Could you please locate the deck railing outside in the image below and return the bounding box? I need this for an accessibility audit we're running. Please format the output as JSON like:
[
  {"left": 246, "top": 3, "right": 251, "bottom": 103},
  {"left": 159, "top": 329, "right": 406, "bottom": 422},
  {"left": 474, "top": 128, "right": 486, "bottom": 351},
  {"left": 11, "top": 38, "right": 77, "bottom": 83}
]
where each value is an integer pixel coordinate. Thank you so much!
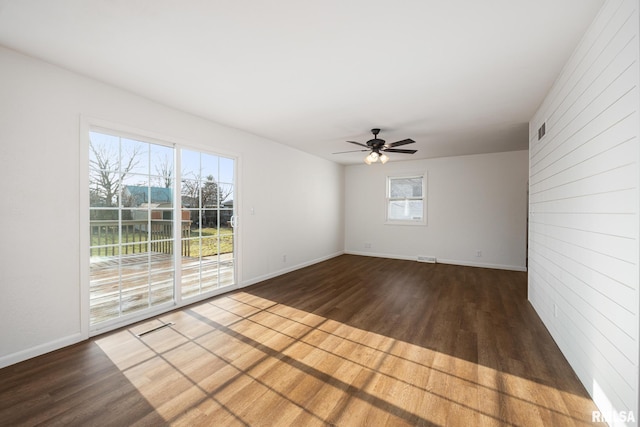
[{"left": 90, "top": 219, "right": 192, "bottom": 256}]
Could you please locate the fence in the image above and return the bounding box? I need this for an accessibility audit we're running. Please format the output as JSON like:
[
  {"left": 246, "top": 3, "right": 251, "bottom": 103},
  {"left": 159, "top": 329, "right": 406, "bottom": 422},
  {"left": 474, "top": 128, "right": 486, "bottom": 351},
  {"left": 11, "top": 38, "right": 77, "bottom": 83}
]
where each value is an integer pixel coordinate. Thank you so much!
[{"left": 90, "top": 220, "right": 191, "bottom": 256}]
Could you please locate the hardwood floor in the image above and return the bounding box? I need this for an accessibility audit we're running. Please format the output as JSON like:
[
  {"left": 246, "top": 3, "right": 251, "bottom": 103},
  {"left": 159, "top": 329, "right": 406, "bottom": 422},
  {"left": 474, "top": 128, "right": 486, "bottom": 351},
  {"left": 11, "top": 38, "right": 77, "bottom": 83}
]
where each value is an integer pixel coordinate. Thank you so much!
[{"left": 0, "top": 255, "right": 603, "bottom": 426}]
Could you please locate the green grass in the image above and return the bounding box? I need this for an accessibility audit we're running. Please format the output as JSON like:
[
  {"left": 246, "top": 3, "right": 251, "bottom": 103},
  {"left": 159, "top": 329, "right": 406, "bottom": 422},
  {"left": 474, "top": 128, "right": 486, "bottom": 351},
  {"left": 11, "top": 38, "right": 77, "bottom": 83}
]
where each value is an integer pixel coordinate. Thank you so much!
[{"left": 189, "top": 227, "right": 234, "bottom": 258}]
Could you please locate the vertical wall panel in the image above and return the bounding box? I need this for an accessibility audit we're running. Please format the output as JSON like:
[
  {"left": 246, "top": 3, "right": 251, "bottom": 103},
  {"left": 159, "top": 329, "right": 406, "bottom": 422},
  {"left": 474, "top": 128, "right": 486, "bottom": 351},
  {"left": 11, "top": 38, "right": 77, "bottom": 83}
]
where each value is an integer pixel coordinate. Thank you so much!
[{"left": 528, "top": 0, "right": 639, "bottom": 424}]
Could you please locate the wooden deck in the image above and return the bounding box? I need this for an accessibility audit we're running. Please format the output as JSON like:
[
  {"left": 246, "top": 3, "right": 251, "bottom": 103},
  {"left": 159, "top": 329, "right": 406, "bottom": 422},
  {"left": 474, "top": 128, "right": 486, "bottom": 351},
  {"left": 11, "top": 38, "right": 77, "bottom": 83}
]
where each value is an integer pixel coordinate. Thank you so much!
[
  {"left": 0, "top": 255, "right": 603, "bottom": 426},
  {"left": 90, "top": 252, "right": 234, "bottom": 325}
]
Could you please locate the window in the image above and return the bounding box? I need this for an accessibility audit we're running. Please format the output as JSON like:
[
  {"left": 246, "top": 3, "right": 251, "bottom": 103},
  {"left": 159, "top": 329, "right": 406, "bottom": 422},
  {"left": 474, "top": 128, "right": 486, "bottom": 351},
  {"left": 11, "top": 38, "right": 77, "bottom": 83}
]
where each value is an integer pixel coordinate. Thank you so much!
[
  {"left": 180, "top": 149, "right": 235, "bottom": 298},
  {"left": 88, "top": 128, "right": 236, "bottom": 329},
  {"left": 386, "top": 175, "right": 426, "bottom": 225},
  {"left": 89, "top": 131, "right": 176, "bottom": 325}
]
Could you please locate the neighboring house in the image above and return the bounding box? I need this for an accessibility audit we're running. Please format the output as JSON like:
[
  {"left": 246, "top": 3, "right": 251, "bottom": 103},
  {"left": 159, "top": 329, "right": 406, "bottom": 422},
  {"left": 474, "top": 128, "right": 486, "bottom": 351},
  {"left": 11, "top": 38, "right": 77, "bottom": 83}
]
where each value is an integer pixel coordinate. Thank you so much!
[
  {"left": 123, "top": 185, "right": 172, "bottom": 207},
  {"left": 122, "top": 186, "right": 233, "bottom": 227}
]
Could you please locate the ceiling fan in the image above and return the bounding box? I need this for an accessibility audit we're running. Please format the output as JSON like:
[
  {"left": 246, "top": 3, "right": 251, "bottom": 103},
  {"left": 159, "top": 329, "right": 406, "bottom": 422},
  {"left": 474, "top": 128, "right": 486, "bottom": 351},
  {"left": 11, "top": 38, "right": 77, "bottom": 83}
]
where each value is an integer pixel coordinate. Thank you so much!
[{"left": 334, "top": 128, "right": 417, "bottom": 164}]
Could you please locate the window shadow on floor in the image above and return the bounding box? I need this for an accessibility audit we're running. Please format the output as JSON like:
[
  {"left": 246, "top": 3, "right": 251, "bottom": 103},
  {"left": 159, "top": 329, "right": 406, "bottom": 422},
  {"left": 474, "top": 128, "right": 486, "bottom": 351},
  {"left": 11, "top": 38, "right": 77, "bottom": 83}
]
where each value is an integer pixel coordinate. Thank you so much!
[{"left": 0, "top": 341, "right": 166, "bottom": 426}]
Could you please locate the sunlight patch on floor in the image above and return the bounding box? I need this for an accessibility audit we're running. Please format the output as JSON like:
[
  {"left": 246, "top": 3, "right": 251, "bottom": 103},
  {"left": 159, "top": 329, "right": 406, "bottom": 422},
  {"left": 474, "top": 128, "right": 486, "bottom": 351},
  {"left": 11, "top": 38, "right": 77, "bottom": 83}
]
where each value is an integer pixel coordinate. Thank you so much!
[{"left": 95, "top": 292, "right": 598, "bottom": 426}]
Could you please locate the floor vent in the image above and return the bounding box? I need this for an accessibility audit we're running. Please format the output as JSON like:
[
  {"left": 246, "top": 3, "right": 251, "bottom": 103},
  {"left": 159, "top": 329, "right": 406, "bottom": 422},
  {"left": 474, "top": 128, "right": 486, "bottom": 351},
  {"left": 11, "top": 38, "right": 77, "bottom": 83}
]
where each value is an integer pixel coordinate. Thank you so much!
[
  {"left": 417, "top": 256, "right": 436, "bottom": 263},
  {"left": 136, "top": 322, "right": 175, "bottom": 337}
]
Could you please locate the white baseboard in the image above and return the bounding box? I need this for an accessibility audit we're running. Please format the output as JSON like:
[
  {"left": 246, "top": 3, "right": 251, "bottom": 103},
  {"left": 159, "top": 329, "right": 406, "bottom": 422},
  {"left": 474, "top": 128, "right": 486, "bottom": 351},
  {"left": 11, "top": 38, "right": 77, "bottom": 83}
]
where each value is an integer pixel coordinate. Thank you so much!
[
  {"left": 344, "top": 250, "right": 416, "bottom": 262},
  {"left": 241, "top": 251, "right": 345, "bottom": 288},
  {"left": 436, "top": 258, "right": 527, "bottom": 272},
  {"left": 0, "top": 332, "right": 84, "bottom": 369},
  {"left": 345, "top": 251, "right": 527, "bottom": 272}
]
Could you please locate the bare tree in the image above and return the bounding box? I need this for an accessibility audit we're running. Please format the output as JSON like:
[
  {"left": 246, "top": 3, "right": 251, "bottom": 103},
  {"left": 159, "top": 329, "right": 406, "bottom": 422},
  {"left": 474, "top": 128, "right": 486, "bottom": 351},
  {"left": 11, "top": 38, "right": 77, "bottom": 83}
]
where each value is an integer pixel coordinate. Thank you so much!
[
  {"left": 182, "top": 175, "right": 220, "bottom": 208},
  {"left": 217, "top": 183, "right": 233, "bottom": 205},
  {"left": 181, "top": 178, "right": 200, "bottom": 209},
  {"left": 89, "top": 140, "right": 142, "bottom": 207},
  {"left": 155, "top": 154, "right": 173, "bottom": 188}
]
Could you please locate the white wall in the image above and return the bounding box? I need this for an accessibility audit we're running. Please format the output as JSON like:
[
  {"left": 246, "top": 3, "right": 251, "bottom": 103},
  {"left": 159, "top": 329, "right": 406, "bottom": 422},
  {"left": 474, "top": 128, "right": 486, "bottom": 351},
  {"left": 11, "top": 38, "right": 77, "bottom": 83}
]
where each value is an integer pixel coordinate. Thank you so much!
[
  {"left": 528, "top": 0, "right": 639, "bottom": 424},
  {"left": 0, "top": 46, "right": 344, "bottom": 367},
  {"left": 344, "top": 150, "right": 528, "bottom": 271}
]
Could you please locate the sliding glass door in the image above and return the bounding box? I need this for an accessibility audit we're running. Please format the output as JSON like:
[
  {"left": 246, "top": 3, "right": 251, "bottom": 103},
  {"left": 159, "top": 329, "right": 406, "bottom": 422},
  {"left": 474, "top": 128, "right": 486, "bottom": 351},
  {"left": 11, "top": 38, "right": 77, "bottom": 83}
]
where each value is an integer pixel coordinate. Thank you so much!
[
  {"left": 88, "top": 129, "right": 236, "bottom": 328},
  {"left": 180, "top": 149, "right": 235, "bottom": 298}
]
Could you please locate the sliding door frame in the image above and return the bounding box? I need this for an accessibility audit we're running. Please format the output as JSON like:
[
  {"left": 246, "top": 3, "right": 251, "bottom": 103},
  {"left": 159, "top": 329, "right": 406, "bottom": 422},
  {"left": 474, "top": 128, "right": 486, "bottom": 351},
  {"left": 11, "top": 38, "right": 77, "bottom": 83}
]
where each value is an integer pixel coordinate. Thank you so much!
[{"left": 80, "top": 117, "right": 241, "bottom": 338}]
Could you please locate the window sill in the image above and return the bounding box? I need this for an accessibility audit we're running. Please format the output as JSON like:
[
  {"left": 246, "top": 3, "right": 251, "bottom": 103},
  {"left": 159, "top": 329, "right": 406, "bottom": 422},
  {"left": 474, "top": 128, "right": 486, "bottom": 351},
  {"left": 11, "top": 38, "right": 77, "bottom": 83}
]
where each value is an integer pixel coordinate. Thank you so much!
[{"left": 384, "top": 220, "right": 427, "bottom": 226}]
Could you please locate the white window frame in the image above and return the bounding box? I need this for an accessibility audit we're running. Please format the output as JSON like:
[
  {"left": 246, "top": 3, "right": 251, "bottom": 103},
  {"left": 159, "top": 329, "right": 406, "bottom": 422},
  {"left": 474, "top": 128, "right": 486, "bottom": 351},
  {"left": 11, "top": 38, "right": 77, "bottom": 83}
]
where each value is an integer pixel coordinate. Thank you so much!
[{"left": 385, "top": 173, "right": 427, "bottom": 226}]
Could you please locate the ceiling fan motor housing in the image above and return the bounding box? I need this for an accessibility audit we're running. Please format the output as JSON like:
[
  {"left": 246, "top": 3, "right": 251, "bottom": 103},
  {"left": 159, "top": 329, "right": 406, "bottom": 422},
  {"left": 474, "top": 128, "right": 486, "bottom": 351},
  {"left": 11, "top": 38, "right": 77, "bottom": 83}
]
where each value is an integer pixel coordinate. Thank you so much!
[
  {"left": 367, "top": 129, "right": 385, "bottom": 150},
  {"left": 367, "top": 138, "right": 385, "bottom": 150}
]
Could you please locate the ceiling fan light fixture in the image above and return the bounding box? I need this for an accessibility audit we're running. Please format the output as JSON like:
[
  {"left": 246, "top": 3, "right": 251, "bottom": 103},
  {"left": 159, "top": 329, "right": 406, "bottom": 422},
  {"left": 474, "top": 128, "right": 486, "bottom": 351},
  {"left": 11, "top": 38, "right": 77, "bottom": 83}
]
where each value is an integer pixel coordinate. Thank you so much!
[
  {"left": 380, "top": 153, "right": 389, "bottom": 164},
  {"left": 365, "top": 152, "right": 380, "bottom": 164}
]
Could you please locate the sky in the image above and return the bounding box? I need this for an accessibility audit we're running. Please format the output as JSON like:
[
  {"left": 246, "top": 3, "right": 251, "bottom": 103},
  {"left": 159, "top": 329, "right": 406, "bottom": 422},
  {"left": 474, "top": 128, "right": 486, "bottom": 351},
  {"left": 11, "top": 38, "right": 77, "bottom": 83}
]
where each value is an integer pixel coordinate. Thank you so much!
[{"left": 90, "top": 130, "right": 235, "bottom": 204}]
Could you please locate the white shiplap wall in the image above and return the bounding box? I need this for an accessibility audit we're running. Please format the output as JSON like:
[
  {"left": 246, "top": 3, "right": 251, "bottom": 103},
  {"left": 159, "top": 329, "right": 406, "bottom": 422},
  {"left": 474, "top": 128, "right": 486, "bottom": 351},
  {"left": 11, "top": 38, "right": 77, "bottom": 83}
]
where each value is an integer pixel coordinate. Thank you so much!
[{"left": 528, "top": 0, "right": 639, "bottom": 424}]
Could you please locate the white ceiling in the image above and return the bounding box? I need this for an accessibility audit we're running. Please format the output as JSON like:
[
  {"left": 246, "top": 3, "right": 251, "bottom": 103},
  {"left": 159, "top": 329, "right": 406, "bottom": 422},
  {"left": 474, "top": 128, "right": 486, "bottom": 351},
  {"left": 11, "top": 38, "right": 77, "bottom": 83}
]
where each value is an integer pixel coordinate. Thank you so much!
[{"left": 0, "top": 0, "right": 603, "bottom": 164}]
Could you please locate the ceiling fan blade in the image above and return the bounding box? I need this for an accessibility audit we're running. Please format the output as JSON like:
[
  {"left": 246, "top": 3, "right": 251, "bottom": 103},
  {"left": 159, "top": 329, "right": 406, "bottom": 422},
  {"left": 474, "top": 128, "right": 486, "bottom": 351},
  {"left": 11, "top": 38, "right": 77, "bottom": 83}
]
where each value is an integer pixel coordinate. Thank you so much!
[
  {"left": 383, "top": 148, "right": 417, "bottom": 154},
  {"left": 332, "top": 149, "right": 369, "bottom": 154},
  {"left": 347, "top": 140, "right": 369, "bottom": 148},
  {"left": 387, "top": 138, "right": 415, "bottom": 147}
]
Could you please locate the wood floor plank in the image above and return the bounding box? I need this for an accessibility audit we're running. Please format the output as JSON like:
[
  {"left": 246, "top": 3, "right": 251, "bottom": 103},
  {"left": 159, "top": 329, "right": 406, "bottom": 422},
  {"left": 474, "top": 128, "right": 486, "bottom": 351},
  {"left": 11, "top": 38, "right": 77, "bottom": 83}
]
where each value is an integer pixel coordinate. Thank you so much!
[{"left": 0, "top": 255, "right": 604, "bottom": 426}]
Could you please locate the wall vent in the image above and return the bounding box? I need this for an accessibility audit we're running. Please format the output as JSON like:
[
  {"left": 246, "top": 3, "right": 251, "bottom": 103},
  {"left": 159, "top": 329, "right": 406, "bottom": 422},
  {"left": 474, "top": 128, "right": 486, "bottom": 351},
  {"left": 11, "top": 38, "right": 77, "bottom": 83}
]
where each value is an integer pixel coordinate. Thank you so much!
[
  {"left": 417, "top": 255, "right": 436, "bottom": 263},
  {"left": 538, "top": 122, "right": 546, "bottom": 140}
]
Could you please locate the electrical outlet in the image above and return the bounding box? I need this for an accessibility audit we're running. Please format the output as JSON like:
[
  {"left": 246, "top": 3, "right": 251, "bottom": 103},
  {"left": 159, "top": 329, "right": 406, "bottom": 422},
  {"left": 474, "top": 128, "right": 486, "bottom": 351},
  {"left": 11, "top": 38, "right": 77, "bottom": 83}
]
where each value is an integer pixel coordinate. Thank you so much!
[
  {"left": 364, "top": 243, "right": 372, "bottom": 249},
  {"left": 282, "top": 254, "right": 287, "bottom": 263},
  {"left": 476, "top": 250, "right": 482, "bottom": 257}
]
